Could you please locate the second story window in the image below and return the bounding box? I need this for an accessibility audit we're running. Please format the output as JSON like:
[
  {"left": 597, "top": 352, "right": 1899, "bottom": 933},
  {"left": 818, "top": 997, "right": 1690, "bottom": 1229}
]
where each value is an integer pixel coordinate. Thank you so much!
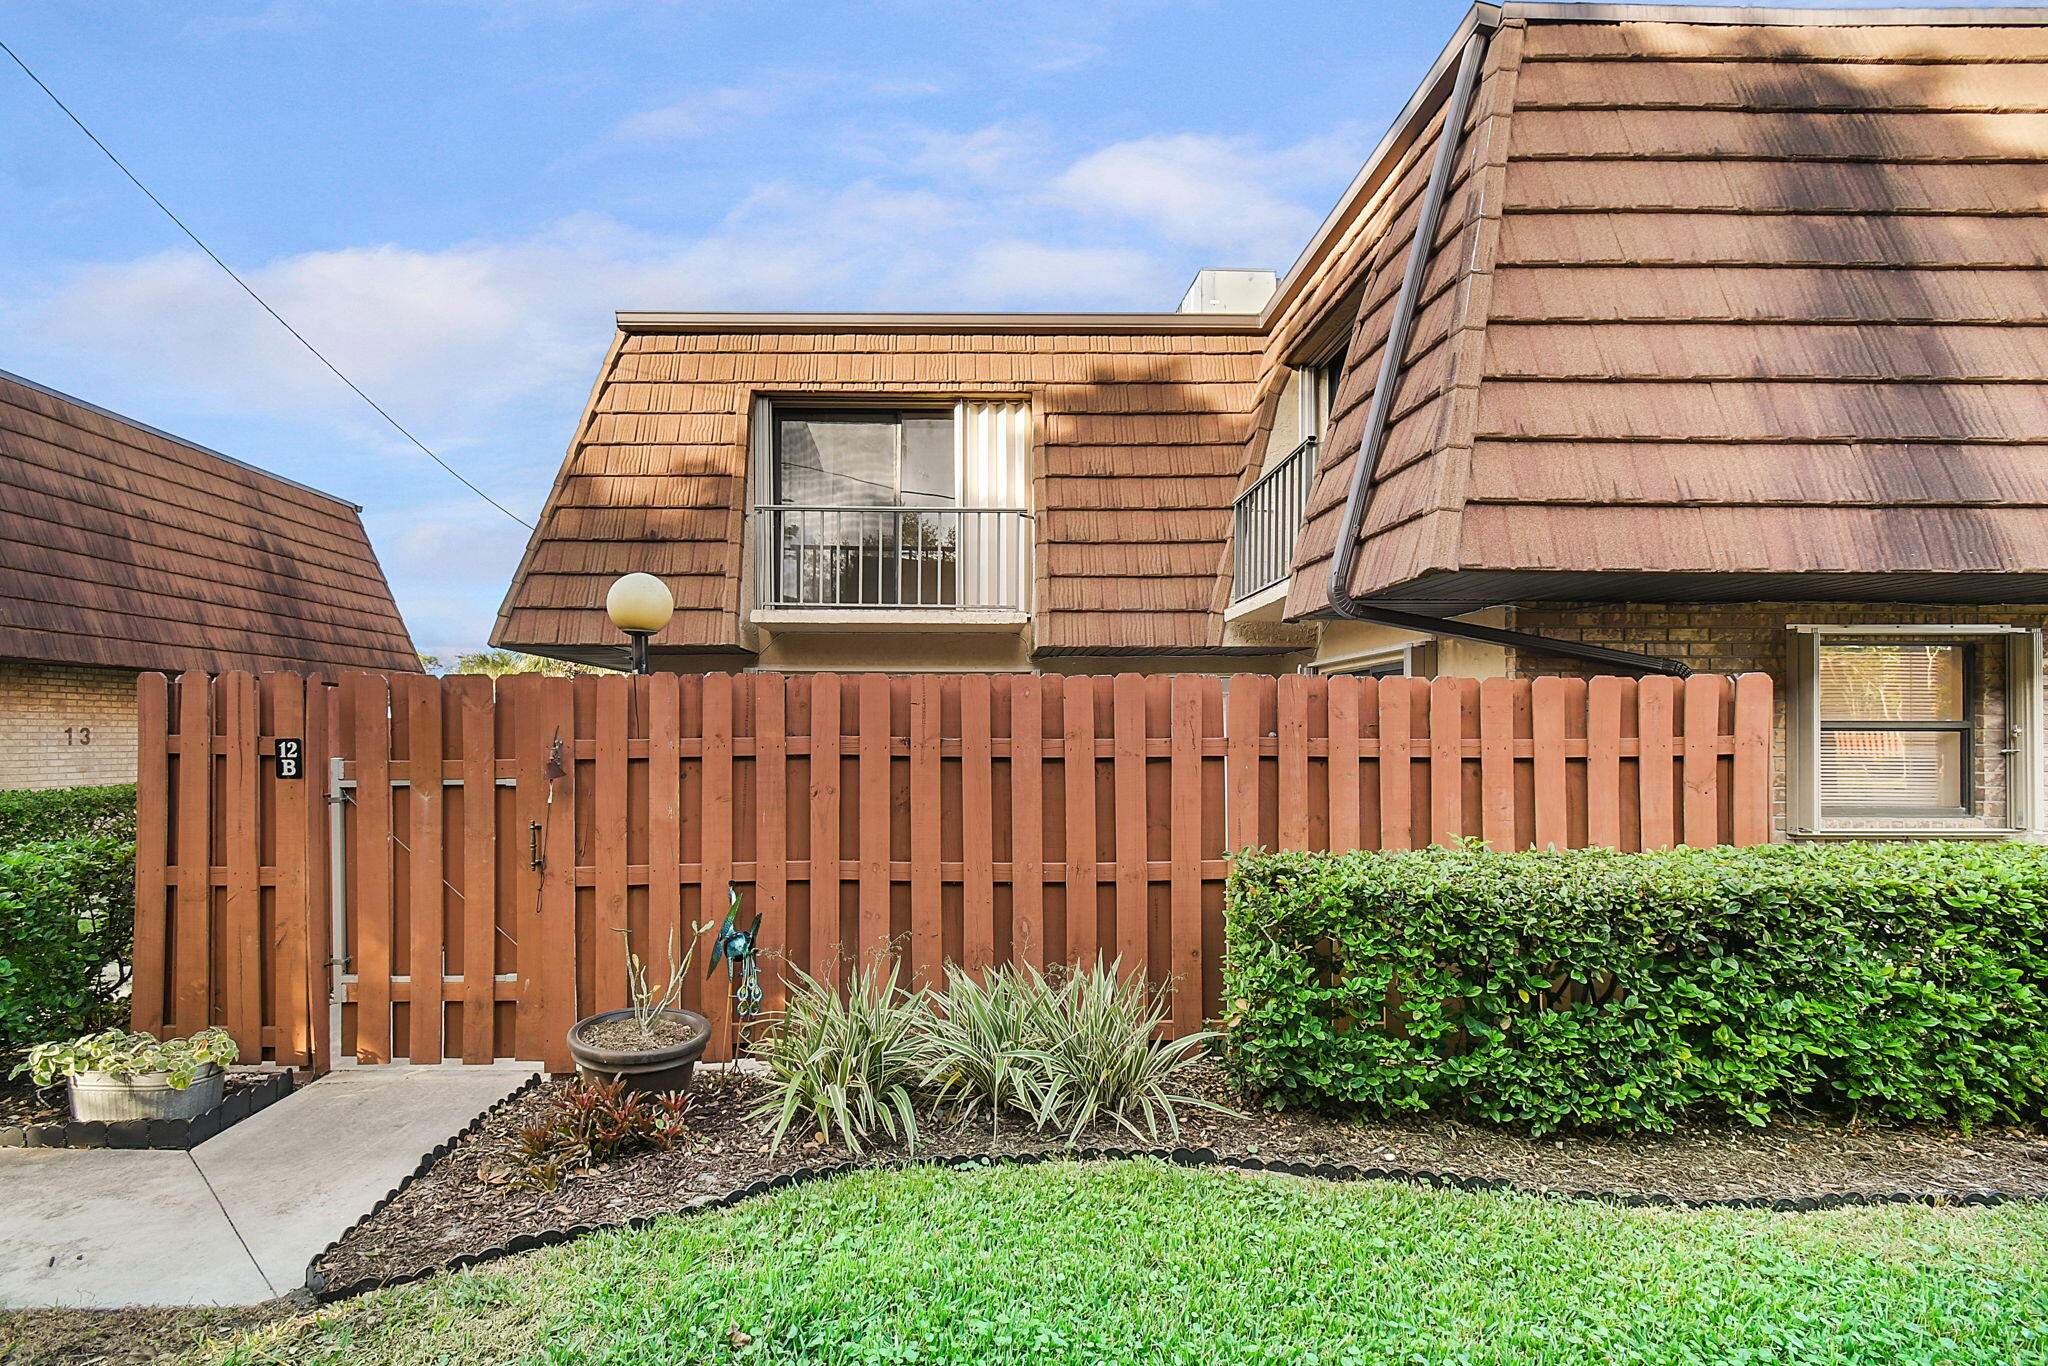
[
  {"left": 775, "top": 408, "right": 955, "bottom": 509},
  {"left": 756, "top": 401, "right": 1031, "bottom": 612}
]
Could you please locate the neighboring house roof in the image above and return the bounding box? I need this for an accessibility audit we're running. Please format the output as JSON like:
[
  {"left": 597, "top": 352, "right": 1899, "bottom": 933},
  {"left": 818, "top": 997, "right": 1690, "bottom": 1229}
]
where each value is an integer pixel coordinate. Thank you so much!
[
  {"left": 0, "top": 368, "right": 421, "bottom": 674},
  {"left": 1292, "top": 4, "right": 2048, "bottom": 617},
  {"left": 498, "top": 3, "right": 2048, "bottom": 662}
]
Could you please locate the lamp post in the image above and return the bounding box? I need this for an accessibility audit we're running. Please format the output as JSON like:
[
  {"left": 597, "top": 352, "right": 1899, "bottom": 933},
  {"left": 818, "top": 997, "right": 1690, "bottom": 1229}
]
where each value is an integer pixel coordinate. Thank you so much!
[{"left": 605, "top": 573, "right": 674, "bottom": 676}]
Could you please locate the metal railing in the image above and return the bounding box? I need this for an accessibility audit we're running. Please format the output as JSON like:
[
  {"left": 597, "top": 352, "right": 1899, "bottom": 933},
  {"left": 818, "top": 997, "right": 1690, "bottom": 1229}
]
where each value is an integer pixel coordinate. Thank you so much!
[
  {"left": 755, "top": 506, "right": 1032, "bottom": 610},
  {"left": 1232, "top": 437, "right": 1316, "bottom": 602}
]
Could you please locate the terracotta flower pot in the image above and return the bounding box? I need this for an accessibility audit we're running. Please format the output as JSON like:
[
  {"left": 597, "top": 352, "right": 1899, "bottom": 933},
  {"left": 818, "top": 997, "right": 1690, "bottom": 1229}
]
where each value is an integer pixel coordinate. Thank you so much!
[{"left": 566, "top": 1008, "right": 711, "bottom": 1092}]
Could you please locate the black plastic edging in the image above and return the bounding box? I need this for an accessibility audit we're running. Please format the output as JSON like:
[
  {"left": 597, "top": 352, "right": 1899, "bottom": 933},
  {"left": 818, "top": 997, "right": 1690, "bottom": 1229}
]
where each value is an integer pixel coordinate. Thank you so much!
[
  {"left": 0, "top": 1069, "right": 298, "bottom": 1150},
  {"left": 305, "top": 1128, "right": 2029, "bottom": 1305}
]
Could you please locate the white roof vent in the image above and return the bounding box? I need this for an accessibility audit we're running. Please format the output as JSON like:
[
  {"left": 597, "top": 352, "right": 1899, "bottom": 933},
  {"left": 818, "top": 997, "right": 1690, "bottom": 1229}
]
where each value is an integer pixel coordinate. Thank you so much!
[{"left": 1177, "top": 268, "right": 1277, "bottom": 315}]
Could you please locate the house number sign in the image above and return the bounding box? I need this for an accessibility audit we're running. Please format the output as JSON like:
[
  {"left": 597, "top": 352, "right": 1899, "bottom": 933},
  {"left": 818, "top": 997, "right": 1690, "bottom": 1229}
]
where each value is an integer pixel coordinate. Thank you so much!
[{"left": 274, "top": 737, "right": 304, "bottom": 780}]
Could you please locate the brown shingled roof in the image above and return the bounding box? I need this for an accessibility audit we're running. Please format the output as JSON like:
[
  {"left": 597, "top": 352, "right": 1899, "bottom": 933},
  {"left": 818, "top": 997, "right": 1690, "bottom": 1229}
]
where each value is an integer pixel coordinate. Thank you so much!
[
  {"left": 0, "top": 369, "right": 420, "bottom": 674},
  {"left": 1298, "top": 10, "right": 2048, "bottom": 616}
]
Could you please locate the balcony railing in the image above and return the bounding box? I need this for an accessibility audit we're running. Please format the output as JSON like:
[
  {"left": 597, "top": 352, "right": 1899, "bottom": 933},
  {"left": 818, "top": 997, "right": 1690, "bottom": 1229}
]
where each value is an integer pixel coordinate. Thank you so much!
[
  {"left": 755, "top": 506, "right": 1032, "bottom": 611},
  {"left": 1232, "top": 437, "right": 1316, "bottom": 602}
]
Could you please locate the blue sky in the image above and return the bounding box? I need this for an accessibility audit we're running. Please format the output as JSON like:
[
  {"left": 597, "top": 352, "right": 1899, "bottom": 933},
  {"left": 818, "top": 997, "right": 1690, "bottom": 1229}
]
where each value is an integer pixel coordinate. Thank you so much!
[{"left": 0, "top": 0, "right": 1980, "bottom": 658}]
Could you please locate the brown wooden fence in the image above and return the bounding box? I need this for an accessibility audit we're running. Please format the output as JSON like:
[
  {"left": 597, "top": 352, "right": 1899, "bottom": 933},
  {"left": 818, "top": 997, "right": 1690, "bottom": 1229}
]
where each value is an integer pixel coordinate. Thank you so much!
[{"left": 133, "top": 669, "right": 1773, "bottom": 1072}]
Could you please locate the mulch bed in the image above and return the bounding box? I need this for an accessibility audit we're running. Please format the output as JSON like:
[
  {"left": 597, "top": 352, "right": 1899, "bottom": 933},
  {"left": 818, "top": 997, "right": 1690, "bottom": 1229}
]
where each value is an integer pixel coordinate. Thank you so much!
[{"left": 316, "top": 1062, "right": 2048, "bottom": 1291}]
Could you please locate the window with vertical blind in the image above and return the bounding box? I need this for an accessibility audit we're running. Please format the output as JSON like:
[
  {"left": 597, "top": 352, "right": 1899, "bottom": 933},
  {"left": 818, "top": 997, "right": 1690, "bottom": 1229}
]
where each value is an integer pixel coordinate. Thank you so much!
[
  {"left": 753, "top": 399, "right": 1031, "bottom": 612},
  {"left": 1817, "top": 641, "right": 1970, "bottom": 817}
]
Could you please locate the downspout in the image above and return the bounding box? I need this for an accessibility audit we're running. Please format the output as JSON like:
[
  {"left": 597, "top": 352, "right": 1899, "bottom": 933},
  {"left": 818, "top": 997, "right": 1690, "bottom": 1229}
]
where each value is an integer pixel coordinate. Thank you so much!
[{"left": 1322, "top": 18, "right": 1691, "bottom": 678}]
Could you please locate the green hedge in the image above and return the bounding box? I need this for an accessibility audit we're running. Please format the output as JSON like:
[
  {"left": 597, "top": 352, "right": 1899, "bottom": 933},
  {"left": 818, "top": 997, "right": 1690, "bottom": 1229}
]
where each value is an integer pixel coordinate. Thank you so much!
[
  {"left": 0, "top": 837, "right": 136, "bottom": 1054},
  {"left": 0, "top": 784, "right": 137, "bottom": 847},
  {"left": 1221, "top": 842, "right": 2048, "bottom": 1133}
]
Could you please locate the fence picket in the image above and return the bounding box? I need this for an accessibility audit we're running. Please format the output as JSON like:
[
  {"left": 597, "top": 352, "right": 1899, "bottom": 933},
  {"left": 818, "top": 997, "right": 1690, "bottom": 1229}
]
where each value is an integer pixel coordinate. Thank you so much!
[
  {"left": 400, "top": 673, "right": 446, "bottom": 1063},
  {"left": 809, "top": 674, "right": 844, "bottom": 987},
  {"left": 1063, "top": 678, "right": 1098, "bottom": 967},
  {"left": 1010, "top": 676, "right": 1046, "bottom": 971},
  {"left": 753, "top": 673, "right": 789, "bottom": 1017},
  {"left": 959, "top": 675, "right": 996, "bottom": 973}
]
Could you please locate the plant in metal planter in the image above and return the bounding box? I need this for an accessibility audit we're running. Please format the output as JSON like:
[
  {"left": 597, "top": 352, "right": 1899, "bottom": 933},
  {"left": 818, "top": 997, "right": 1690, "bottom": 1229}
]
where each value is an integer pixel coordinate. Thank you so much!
[
  {"left": 567, "top": 925, "right": 711, "bottom": 1093},
  {"left": 15, "top": 1027, "right": 238, "bottom": 1122}
]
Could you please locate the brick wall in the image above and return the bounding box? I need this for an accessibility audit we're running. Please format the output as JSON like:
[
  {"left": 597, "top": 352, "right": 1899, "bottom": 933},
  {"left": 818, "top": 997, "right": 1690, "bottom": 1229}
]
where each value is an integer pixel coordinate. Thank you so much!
[
  {"left": 1508, "top": 603, "right": 2048, "bottom": 837},
  {"left": 0, "top": 660, "right": 141, "bottom": 790}
]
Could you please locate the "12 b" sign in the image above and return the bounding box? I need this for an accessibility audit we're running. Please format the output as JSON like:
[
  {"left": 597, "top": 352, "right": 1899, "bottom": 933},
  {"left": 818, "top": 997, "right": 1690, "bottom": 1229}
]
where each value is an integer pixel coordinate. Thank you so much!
[{"left": 274, "top": 737, "right": 304, "bottom": 780}]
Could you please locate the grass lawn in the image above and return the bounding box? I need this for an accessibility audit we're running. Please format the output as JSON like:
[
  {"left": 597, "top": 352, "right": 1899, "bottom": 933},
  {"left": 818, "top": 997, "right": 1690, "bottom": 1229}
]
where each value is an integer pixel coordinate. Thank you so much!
[{"left": 211, "top": 1159, "right": 2048, "bottom": 1366}]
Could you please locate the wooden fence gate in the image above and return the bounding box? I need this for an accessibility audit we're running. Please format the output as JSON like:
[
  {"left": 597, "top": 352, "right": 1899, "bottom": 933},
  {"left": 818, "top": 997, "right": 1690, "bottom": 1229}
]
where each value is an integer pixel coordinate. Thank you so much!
[{"left": 133, "top": 669, "right": 1773, "bottom": 1072}]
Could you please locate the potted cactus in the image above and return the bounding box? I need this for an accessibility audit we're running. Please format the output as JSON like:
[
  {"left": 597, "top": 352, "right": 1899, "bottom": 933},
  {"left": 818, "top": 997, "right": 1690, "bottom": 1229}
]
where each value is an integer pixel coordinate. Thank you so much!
[{"left": 16, "top": 1027, "right": 239, "bottom": 1121}]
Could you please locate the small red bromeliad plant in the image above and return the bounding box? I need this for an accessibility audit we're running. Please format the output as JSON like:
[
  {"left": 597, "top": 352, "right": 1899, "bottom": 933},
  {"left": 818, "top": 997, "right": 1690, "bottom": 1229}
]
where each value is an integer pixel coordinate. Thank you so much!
[{"left": 506, "top": 1077, "right": 692, "bottom": 1191}]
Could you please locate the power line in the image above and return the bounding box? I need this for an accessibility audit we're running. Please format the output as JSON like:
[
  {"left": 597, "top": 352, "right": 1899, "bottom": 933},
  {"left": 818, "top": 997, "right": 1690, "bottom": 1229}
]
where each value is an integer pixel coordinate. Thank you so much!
[{"left": 0, "top": 37, "right": 534, "bottom": 530}]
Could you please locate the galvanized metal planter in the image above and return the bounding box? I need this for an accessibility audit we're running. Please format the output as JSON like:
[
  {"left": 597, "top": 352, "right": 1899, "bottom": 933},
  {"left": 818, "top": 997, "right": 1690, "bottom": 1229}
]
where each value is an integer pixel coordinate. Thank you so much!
[{"left": 68, "top": 1065, "right": 225, "bottom": 1122}]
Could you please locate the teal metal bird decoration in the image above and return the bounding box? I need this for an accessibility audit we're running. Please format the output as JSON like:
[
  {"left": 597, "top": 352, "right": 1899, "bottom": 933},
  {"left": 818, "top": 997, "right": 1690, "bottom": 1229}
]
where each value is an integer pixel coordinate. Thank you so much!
[{"left": 708, "top": 884, "right": 763, "bottom": 1021}]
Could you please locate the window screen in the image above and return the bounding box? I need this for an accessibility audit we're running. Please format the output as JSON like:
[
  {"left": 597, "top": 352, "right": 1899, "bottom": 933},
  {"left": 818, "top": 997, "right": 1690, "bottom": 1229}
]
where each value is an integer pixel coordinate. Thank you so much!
[{"left": 1817, "top": 642, "right": 1970, "bottom": 816}]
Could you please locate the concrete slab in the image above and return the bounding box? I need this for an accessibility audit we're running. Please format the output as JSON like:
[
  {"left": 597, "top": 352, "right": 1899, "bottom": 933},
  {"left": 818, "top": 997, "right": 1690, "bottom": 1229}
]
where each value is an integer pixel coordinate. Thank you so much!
[
  {"left": 193, "top": 1064, "right": 536, "bottom": 1293},
  {"left": 0, "top": 1150, "right": 273, "bottom": 1308}
]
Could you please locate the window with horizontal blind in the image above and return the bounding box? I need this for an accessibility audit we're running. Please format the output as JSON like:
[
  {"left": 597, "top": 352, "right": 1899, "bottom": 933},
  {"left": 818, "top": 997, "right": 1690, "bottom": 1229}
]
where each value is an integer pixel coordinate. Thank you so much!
[{"left": 1817, "top": 642, "right": 1970, "bottom": 817}]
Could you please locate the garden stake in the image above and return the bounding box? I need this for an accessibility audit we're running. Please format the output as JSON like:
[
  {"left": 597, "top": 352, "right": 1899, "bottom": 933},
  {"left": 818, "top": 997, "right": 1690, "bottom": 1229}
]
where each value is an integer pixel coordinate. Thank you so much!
[{"left": 709, "top": 884, "right": 763, "bottom": 1030}]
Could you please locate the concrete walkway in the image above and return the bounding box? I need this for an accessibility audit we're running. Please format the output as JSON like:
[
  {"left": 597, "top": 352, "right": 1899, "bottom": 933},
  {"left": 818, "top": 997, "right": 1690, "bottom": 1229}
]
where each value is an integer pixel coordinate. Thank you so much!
[{"left": 0, "top": 1064, "right": 536, "bottom": 1309}]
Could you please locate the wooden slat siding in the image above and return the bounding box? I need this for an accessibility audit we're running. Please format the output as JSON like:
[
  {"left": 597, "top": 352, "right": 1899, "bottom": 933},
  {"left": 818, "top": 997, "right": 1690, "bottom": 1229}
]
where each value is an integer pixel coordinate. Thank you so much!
[
  {"left": 1682, "top": 675, "right": 1728, "bottom": 847},
  {"left": 1113, "top": 674, "right": 1149, "bottom": 975},
  {"left": 592, "top": 676, "right": 631, "bottom": 1017},
  {"left": 451, "top": 675, "right": 498, "bottom": 1063},
  {"left": 1327, "top": 676, "right": 1362, "bottom": 852},
  {"left": 1732, "top": 672, "right": 1774, "bottom": 847},
  {"left": 1637, "top": 676, "right": 1679, "bottom": 850},
  {"left": 534, "top": 676, "right": 578, "bottom": 1074},
  {"left": 1275, "top": 674, "right": 1312, "bottom": 851},
  {"left": 1224, "top": 677, "right": 1264, "bottom": 853},
  {"left": 1479, "top": 677, "right": 1517, "bottom": 851},
  {"left": 265, "top": 673, "right": 308, "bottom": 1068},
  {"left": 808, "top": 674, "right": 843, "bottom": 987},
  {"left": 1378, "top": 678, "right": 1413, "bottom": 851},
  {"left": 132, "top": 674, "right": 171, "bottom": 1038},
  {"left": 753, "top": 672, "right": 789, "bottom": 1016},
  {"left": 1009, "top": 676, "right": 1046, "bottom": 972},
  {"left": 959, "top": 674, "right": 996, "bottom": 974},
  {"left": 169, "top": 672, "right": 213, "bottom": 1038},
  {"left": 856, "top": 674, "right": 892, "bottom": 974},
  {"left": 699, "top": 673, "right": 736, "bottom": 1059},
  {"left": 344, "top": 672, "right": 393, "bottom": 1062},
  {"left": 398, "top": 674, "right": 445, "bottom": 1063},
  {"left": 1168, "top": 676, "right": 1207, "bottom": 1036},
  {"left": 1586, "top": 677, "right": 1625, "bottom": 849},
  {"left": 1531, "top": 676, "right": 1568, "bottom": 851},
  {"left": 909, "top": 675, "right": 944, "bottom": 988},
  {"left": 214, "top": 674, "right": 257, "bottom": 1056},
  {"left": 1063, "top": 677, "right": 1099, "bottom": 968}
]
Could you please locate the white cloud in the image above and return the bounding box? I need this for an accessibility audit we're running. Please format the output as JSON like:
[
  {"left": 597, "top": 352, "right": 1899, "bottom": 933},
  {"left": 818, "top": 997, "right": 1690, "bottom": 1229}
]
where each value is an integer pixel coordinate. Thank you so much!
[
  {"left": 1055, "top": 131, "right": 1364, "bottom": 261},
  {"left": 613, "top": 83, "right": 784, "bottom": 142}
]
